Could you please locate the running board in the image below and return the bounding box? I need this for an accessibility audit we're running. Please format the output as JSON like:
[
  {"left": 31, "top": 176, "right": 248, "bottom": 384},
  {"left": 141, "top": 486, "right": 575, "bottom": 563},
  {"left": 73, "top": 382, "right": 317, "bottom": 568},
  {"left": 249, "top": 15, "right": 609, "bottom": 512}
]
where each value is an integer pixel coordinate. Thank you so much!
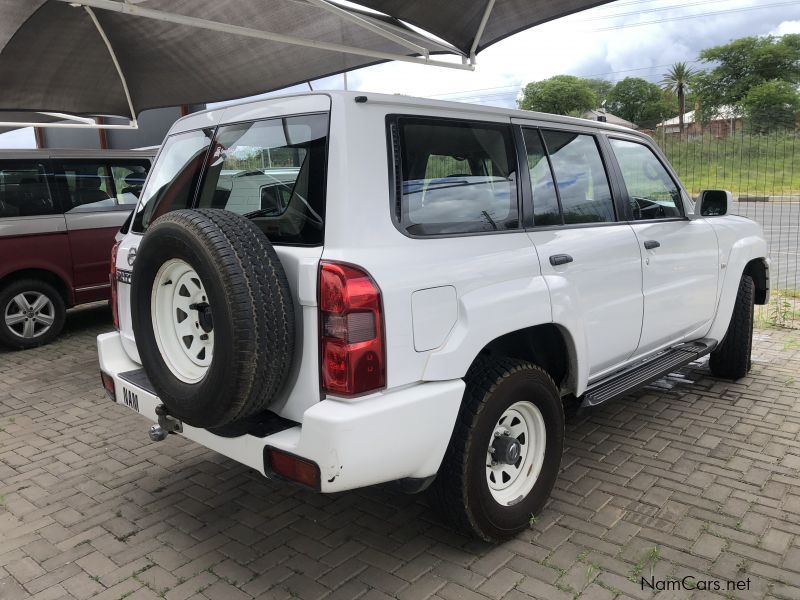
[{"left": 581, "top": 339, "right": 715, "bottom": 408}]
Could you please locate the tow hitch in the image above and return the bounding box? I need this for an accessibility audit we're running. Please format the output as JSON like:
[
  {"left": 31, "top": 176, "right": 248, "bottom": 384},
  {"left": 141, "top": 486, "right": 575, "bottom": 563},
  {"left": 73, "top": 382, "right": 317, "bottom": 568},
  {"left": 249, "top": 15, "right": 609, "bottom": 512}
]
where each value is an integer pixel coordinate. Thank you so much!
[{"left": 149, "top": 404, "right": 183, "bottom": 442}]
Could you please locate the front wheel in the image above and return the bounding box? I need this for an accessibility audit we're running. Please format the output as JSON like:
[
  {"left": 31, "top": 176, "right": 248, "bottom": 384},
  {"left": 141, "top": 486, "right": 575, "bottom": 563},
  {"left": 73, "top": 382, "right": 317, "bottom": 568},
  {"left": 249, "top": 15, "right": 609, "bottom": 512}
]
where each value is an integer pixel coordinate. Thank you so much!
[
  {"left": 0, "top": 279, "right": 66, "bottom": 350},
  {"left": 429, "top": 358, "right": 564, "bottom": 541},
  {"left": 709, "top": 275, "right": 755, "bottom": 380}
]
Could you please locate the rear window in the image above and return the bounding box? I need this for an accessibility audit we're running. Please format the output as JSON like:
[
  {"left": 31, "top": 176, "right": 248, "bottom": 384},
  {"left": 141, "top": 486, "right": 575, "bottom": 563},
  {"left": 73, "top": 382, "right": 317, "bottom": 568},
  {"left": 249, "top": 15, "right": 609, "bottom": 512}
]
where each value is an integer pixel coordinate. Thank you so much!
[
  {"left": 131, "top": 113, "right": 328, "bottom": 247},
  {"left": 392, "top": 117, "right": 519, "bottom": 236},
  {"left": 196, "top": 114, "right": 328, "bottom": 246}
]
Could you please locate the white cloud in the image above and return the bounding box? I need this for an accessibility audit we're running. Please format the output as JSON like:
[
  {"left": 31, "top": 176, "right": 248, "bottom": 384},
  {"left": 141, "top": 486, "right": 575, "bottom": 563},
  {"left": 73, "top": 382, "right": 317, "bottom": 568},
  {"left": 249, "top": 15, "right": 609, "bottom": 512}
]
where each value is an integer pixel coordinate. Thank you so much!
[{"left": 772, "top": 20, "right": 800, "bottom": 36}]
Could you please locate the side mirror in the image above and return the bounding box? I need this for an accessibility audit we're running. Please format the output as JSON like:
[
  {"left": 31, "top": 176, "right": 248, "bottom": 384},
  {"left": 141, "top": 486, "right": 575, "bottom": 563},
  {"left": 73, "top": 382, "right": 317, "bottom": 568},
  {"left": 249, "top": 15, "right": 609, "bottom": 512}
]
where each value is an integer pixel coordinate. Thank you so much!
[{"left": 696, "top": 190, "right": 733, "bottom": 217}]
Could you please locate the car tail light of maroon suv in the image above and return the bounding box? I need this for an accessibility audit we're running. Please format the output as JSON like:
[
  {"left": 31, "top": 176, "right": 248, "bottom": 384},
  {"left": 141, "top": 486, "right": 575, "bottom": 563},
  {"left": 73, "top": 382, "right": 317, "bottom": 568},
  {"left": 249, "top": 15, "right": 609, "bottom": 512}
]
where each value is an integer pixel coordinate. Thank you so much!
[{"left": 0, "top": 149, "right": 153, "bottom": 349}]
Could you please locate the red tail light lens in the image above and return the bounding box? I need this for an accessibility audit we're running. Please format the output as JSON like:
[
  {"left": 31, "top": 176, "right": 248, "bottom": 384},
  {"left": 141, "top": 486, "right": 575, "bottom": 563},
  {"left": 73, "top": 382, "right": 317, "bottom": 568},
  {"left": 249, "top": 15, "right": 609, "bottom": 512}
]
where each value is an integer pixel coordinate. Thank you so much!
[
  {"left": 319, "top": 261, "right": 385, "bottom": 396},
  {"left": 110, "top": 241, "right": 120, "bottom": 330}
]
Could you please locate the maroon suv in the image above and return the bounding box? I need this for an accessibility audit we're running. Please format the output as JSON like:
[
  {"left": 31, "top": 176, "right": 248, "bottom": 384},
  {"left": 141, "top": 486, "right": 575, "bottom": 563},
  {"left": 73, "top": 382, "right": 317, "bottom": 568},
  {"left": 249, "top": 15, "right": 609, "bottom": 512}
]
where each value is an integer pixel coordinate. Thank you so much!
[{"left": 0, "top": 149, "right": 154, "bottom": 349}]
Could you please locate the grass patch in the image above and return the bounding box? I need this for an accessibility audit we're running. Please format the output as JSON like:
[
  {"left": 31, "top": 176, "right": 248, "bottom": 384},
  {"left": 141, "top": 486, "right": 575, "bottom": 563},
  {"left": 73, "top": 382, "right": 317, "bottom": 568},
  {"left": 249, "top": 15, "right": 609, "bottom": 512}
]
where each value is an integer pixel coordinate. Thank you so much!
[{"left": 655, "top": 131, "right": 800, "bottom": 197}]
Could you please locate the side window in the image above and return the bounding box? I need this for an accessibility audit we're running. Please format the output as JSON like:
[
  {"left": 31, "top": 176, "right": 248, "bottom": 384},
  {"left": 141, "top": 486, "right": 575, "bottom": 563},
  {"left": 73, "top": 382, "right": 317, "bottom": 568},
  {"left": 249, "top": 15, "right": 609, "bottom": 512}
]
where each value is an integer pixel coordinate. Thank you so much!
[
  {"left": 56, "top": 163, "right": 115, "bottom": 212},
  {"left": 521, "top": 128, "right": 561, "bottom": 226},
  {"left": 395, "top": 118, "right": 518, "bottom": 236},
  {"left": 0, "top": 162, "right": 58, "bottom": 217},
  {"left": 609, "top": 138, "right": 683, "bottom": 220},
  {"left": 132, "top": 128, "right": 214, "bottom": 233},
  {"left": 110, "top": 162, "right": 150, "bottom": 205},
  {"left": 541, "top": 131, "right": 615, "bottom": 225}
]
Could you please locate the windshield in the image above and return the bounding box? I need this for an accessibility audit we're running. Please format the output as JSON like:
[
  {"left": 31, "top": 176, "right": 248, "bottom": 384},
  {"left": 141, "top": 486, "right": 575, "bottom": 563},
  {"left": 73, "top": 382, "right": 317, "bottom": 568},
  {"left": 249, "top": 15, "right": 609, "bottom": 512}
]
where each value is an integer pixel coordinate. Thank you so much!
[{"left": 130, "top": 113, "right": 328, "bottom": 246}]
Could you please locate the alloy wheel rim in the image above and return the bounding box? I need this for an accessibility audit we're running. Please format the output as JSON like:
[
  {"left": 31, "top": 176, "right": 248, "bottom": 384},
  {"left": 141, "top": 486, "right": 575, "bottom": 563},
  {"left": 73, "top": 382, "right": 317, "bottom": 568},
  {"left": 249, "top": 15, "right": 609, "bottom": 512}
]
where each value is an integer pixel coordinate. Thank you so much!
[
  {"left": 486, "top": 401, "right": 547, "bottom": 506},
  {"left": 4, "top": 292, "right": 55, "bottom": 339},
  {"left": 151, "top": 259, "right": 214, "bottom": 383}
]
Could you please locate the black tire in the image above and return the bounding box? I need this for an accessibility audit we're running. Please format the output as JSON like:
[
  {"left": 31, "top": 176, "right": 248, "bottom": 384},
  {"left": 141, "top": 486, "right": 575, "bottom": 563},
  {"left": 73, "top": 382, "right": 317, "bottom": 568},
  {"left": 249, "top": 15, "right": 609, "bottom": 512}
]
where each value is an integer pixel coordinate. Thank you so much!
[
  {"left": 131, "top": 209, "right": 295, "bottom": 428},
  {"left": 0, "top": 279, "right": 65, "bottom": 350},
  {"left": 429, "top": 358, "right": 564, "bottom": 541},
  {"left": 709, "top": 275, "right": 755, "bottom": 380}
]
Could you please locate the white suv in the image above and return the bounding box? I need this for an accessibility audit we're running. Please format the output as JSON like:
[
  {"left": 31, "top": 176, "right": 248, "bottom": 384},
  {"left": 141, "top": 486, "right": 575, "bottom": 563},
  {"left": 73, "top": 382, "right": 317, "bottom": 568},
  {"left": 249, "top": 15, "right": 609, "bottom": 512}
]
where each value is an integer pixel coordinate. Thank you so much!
[{"left": 98, "top": 91, "right": 769, "bottom": 541}]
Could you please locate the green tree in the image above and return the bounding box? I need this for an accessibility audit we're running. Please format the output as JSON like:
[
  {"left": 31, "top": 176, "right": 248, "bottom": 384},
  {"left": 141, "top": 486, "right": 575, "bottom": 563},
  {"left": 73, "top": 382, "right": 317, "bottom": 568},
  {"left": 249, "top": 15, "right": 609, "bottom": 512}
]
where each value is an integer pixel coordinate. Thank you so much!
[
  {"left": 518, "top": 75, "right": 597, "bottom": 116},
  {"left": 741, "top": 80, "right": 800, "bottom": 132},
  {"left": 606, "top": 77, "right": 672, "bottom": 128},
  {"left": 585, "top": 78, "right": 615, "bottom": 107},
  {"left": 661, "top": 62, "right": 696, "bottom": 135},
  {"left": 694, "top": 34, "right": 800, "bottom": 118}
]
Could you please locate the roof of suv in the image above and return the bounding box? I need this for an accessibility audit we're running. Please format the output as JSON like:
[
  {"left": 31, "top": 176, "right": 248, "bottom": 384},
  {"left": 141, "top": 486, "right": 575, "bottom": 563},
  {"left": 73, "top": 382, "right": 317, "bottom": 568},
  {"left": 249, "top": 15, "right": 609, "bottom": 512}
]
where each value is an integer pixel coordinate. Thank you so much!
[
  {"left": 0, "top": 148, "right": 156, "bottom": 160},
  {"left": 172, "top": 90, "right": 646, "bottom": 139}
]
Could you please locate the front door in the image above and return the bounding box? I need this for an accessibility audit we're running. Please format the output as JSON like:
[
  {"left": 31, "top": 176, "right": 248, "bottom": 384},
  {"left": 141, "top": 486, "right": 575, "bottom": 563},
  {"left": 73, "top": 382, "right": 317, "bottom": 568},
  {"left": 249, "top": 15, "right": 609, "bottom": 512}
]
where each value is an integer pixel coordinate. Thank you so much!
[
  {"left": 520, "top": 127, "right": 644, "bottom": 378},
  {"left": 606, "top": 136, "right": 719, "bottom": 356}
]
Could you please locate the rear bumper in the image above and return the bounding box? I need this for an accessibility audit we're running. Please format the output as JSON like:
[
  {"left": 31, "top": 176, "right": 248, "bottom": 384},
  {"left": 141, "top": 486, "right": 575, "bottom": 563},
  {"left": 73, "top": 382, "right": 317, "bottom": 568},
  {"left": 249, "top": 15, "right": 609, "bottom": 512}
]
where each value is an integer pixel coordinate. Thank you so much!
[{"left": 97, "top": 331, "right": 464, "bottom": 492}]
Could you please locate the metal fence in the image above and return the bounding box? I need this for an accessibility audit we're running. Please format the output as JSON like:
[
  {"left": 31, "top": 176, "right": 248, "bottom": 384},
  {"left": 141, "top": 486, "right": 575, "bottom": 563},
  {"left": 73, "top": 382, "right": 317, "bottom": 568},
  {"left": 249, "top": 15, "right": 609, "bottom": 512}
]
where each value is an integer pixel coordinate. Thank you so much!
[{"left": 655, "top": 128, "right": 800, "bottom": 329}]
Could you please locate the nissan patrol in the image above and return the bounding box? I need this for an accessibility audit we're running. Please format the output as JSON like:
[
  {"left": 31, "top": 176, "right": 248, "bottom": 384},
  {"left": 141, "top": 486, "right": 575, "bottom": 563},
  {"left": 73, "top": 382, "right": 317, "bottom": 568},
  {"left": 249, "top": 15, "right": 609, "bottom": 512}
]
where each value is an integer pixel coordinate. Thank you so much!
[{"left": 97, "top": 92, "right": 769, "bottom": 541}]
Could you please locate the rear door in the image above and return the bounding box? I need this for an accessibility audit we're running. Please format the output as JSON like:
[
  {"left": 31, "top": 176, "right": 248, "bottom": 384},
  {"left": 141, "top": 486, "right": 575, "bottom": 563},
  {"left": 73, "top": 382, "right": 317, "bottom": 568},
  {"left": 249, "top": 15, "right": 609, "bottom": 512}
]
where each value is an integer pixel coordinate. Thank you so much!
[
  {"left": 55, "top": 159, "right": 148, "bottom": 302},
  {"left": 518, "top": 125, "right": 644, "bottom": 379},
  {"left": 0, "top": 160, "right": 72, "bottom": 287},
  {"left": 604, "top": 135, "right": 719, "bottom": 356}
]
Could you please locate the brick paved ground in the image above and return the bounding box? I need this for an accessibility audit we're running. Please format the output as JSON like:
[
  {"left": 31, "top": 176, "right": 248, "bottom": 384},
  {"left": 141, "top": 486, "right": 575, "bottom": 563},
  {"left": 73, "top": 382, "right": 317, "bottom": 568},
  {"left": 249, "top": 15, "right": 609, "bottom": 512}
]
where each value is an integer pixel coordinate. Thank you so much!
[{"left": 1, "top": 303, "right": 799, "bottom": 600}]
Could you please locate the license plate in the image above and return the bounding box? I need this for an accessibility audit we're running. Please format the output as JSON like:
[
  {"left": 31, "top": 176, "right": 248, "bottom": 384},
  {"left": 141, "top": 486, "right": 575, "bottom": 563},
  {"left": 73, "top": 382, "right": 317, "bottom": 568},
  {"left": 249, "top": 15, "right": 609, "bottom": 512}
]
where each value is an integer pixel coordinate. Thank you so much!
[
  {"left": 117, "top": 270, "right": 132, "bottom": 285},
  {"left": 121, "top": 386, "right": 140, "bottom": 412}
]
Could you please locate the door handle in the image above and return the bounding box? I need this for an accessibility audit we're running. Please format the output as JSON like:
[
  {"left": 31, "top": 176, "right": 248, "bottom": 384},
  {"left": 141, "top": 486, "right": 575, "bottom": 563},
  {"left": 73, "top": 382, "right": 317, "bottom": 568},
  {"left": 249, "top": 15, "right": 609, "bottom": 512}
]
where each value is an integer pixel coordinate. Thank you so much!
[
  {"left": 643, "top": 240, "right": 661, "bottom": 250},
  {"left": 549, "top": 254, "right": 574, "bottom": 266}
]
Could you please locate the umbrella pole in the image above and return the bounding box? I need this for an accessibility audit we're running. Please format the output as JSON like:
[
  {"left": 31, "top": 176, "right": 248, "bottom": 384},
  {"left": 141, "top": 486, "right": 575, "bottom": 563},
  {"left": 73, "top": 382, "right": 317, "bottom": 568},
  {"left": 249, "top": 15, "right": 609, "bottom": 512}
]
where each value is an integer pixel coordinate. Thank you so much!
[{"left": 83, "top": 6, "right": 138, "bottom": 127}]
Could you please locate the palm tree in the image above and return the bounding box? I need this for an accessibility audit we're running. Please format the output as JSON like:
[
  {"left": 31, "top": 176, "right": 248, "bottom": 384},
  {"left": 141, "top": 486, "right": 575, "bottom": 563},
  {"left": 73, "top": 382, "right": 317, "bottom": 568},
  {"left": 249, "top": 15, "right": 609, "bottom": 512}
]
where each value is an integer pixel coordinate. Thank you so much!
[{"left": 661, "top": 62, "right": 696, "bottom": 135}]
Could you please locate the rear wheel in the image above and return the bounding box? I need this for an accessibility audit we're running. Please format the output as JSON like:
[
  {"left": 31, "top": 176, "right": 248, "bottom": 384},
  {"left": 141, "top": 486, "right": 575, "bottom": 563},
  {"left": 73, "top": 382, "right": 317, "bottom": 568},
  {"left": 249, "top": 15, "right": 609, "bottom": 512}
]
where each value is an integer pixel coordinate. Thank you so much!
[
  {"left": 709, "top": 275, "right": 755, "bottom": 380},
  {"left": 0, "top": 279, "right": 65, "bottom": 350},
  {"left": 429, "top": 358, "right": 564, "bottom": 541}
]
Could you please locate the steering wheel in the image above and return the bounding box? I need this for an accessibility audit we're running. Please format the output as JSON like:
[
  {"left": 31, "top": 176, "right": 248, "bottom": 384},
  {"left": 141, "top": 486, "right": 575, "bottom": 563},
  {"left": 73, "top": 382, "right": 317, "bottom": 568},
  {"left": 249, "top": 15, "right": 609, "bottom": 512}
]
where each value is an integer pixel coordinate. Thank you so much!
[
  {"left": 629, "top": 198, "right": 642, "bottom": 220},
  {"left": 643, "top": 161, "right": 662, "bottom": 181}
]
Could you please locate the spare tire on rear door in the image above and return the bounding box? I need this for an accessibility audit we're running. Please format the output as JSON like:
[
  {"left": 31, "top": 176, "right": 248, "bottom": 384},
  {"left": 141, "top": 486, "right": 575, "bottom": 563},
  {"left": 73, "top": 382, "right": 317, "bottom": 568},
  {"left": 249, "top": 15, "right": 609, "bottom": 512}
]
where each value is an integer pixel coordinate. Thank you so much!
[{"left": 131, "top": 209, "right": 295, "bottom": 428}]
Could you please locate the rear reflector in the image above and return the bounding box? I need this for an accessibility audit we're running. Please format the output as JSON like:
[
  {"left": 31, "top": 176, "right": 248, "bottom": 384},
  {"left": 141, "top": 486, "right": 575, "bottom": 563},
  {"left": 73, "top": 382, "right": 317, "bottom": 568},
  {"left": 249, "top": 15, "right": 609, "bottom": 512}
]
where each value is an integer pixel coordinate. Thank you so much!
[
  {"left": 100, "top": 371, "right": 116, "bottom": 401},
  {"left": 266, "top": 448, "right": 320, "bottom": 490}
]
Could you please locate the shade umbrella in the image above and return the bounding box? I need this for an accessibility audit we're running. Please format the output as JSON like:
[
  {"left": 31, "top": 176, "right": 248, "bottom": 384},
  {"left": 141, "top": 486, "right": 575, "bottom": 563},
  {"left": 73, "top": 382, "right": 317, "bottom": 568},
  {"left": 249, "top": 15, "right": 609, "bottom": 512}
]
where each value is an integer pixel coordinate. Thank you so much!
[{"left": 0, "top": 0, "right": 613, "bottom": 126}]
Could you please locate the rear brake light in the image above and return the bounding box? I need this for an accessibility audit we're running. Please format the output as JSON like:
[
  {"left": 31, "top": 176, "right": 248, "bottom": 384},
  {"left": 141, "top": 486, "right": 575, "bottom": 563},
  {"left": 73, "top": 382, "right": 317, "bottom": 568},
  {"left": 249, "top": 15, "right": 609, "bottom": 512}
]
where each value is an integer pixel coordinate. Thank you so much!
[
  {"left": 266, "top": 448, "right": 320, "bottom": 489},
  {"left": 110, "top": 241, "right": 120, "bottom": 330},
  {"left": 319, "top": 261, "right": 386, "bottom": 396}
]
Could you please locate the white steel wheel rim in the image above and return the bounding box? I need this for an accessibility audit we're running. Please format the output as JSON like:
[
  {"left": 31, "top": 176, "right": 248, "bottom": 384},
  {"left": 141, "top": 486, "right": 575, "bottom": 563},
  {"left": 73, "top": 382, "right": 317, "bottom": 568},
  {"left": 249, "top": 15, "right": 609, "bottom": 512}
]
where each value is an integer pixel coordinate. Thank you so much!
[
  {"left": 151, "top": 259, "right": 214, "bottom": 384},
  {"left": 4, "top": 291, "right": 55, "bottom": 339},
  {"left": 486, "top": 401, "right": 547, "bottom": 506}
]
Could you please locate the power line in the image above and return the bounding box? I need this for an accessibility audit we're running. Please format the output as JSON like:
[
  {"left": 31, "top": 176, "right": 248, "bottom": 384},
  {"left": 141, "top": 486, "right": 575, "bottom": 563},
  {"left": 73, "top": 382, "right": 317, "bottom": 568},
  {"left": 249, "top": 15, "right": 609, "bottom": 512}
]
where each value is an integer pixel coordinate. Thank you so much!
[
  {"left": 588, "top": 0, "right": 800, "bottom": 32},
  {"left": 578, "top": 0, "right": 747, "bottom": 21},
  {"left": 429, "top": 60, "right": 707, "bottom": 100}
]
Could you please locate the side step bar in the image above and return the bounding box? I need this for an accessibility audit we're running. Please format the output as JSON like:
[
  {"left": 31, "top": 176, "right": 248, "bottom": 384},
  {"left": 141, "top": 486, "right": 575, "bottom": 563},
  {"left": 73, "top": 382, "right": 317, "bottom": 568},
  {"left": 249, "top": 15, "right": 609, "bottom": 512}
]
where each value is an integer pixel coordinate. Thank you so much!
[{"left": 581, "top": 339, "right": 715, "bottom": 408}]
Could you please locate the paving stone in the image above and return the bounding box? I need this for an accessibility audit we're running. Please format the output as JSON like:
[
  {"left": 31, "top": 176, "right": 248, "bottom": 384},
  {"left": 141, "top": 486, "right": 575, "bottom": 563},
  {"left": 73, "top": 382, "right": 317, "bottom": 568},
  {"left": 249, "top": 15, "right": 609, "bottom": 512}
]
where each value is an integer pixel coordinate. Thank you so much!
[{"left": 1, "top": 308, "right": 799, "bottom": 600}]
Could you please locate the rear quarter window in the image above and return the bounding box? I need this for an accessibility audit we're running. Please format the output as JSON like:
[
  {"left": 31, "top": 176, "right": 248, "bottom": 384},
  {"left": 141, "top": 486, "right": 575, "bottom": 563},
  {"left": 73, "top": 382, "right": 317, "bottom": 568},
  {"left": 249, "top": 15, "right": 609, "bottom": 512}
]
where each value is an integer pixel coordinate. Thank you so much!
[
  {"left": 0, "top": 161, "right": 58, "bottom": 217},
  {"left": 390, "top": 117, "right": 519, "bottom": 236},
  {"left": 131, "top": 128, "right": 215, "bottom": 233}
]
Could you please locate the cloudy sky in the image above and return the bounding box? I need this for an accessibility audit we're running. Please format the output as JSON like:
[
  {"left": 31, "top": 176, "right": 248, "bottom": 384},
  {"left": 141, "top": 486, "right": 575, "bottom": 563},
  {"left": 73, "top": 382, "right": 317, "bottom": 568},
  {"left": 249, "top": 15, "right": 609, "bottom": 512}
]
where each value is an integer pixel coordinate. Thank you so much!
[{"left": 2, "top": 0, "right": 800, "bottom": 147}]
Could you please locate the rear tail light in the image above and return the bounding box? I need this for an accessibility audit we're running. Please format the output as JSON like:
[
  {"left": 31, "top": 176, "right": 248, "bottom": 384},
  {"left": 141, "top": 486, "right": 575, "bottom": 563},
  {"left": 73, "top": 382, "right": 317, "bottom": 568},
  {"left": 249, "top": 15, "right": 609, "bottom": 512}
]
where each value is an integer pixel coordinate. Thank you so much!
[
  {"left": 266, "top": 448, "right": 320, "bottom": 489},
  {"left": 319, "top": 261, "right": 385, "bottom": 396},
  {"left": 110, "top": 241, "right": 120, "bottom": 330}
]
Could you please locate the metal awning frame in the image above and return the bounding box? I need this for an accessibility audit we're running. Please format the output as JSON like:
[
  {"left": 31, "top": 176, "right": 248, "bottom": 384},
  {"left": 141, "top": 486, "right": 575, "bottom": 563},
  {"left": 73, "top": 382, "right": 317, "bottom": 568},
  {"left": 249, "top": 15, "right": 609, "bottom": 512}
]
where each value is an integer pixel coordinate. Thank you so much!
[{"left": 0, "top": 0, "right": 498, "bottom": 130}]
